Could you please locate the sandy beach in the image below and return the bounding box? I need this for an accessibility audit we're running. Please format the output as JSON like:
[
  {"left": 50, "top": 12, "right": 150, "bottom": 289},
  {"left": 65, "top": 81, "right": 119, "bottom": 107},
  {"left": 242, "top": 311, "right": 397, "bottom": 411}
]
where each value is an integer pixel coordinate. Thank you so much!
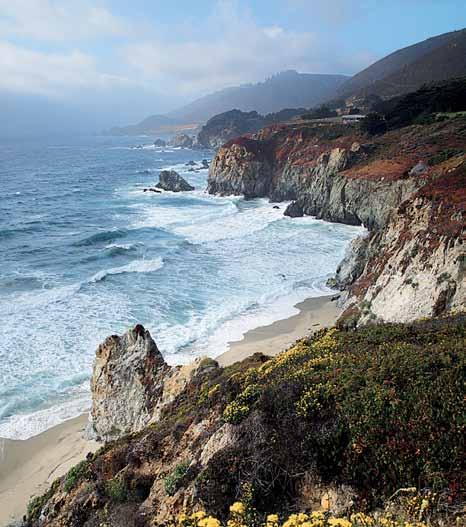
[
  {"left": 0, "top": 294, "right": 340, "bottom": 524},
  {"left": 218, "top": 294, "right": 341, "bottom": 366},
  {"left": 0, "top": 415, "right": 99, "bottom": 526}
]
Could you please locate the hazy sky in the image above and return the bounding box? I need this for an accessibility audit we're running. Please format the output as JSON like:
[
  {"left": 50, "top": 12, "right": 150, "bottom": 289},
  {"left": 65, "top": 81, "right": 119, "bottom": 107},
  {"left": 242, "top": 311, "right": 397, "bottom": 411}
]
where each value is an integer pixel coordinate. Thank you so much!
[{"left": 1, "top": 0, "right": 465, "bottom": 135}]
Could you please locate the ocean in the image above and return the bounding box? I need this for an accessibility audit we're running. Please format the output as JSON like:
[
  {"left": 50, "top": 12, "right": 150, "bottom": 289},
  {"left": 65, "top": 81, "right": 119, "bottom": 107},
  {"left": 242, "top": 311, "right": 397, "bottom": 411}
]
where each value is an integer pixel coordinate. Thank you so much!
[{"left": 0, "top": 135, "right": 364, "bottom": 440}]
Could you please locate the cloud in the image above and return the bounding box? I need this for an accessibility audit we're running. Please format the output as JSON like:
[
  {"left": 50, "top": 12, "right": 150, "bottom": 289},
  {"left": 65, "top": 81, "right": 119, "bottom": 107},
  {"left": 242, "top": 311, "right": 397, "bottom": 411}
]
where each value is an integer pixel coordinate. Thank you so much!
[
  {"left": 0, "top": 41, "right": 128, "bottom": 97},
  {"left": 0, "top": 0, "right": 128, "bottom": 41},
  {"left": 123, "top": 1, "right": 325, "bottom": 96}
]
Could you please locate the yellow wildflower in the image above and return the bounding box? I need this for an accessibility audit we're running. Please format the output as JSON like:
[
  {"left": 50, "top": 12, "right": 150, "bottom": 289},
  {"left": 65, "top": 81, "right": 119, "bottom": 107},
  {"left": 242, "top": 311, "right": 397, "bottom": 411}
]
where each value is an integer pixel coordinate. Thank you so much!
[
  {"left": 198, "top": 516, "right": 221, "bottom": 527},
  {"left": 328, "top": 518, "right": 352, "bottom": 527},
  {"left": 267, "top": 514, "right": 279, "bottom": 524},
  {"left": 230, "top": 502, "right": 245, "bottom": 515}
]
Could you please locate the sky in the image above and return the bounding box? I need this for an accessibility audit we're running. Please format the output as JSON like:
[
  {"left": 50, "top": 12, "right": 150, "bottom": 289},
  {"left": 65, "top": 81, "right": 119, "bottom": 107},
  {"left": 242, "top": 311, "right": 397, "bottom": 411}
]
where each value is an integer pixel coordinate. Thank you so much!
[{"left": 1, "top": 0, "right": 465, "bottom": 135}]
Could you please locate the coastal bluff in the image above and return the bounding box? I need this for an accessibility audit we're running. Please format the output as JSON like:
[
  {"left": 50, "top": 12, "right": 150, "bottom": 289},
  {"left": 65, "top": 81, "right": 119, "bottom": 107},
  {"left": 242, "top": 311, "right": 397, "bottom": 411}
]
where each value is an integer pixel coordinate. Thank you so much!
[
  {"left": 207, "top": 116, "right": 465, "bottom": 325},
  {"left": 24, "top": 316, "right": 465, "bottom": 526}
]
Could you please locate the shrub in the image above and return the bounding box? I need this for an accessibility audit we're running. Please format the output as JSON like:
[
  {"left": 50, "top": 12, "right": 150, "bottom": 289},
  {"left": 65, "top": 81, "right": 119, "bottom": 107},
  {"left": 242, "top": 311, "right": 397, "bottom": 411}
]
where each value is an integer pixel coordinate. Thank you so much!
[
  {"left": 222, "top": 316, "right": 465, "bottom": 505},
  {"left": 104, "top": 476, "right": 128, "bottom": 502},
  {"left": 427, "top": 148, "right": 462, "bottom": 166},
  {"left": 360, "top": 112, "right": 387, "bottom": 135},
  {"left": 223, "top": 400, "right": 251, "bottom": 424},
  {"left": 165, "top": 460, "right": 191, "bottom": 496},
  {"left": 63, "top": 460, "right": 90, "bottom": 493}
]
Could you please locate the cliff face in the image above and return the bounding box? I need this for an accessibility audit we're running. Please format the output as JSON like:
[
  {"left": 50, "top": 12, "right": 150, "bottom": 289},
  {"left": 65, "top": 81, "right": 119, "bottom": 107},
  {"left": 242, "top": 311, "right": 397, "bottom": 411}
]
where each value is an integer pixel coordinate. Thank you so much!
[
  {"left": 207, "top": 118, "right": 465, "bottom": 323},
  {"left": 338, "top": 159, "right": 465, "bottom": 324}
]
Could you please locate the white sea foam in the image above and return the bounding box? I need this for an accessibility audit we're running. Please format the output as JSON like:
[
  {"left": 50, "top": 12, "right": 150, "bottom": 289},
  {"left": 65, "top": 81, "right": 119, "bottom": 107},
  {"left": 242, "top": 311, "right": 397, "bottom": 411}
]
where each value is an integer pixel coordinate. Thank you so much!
[
  {"left": 90, "top": 257, "right": 164, "bottom": 283},
  {"left": 0, "top": 392, "right": 91, "bottom": 440}
]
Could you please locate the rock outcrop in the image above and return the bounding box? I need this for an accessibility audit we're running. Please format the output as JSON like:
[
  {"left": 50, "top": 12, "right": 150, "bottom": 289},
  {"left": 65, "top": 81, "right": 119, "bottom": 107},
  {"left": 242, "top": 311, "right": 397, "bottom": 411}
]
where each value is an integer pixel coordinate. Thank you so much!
[
  {"left": 197, "top": 110, "right": 266, "bottom": 149},
  {"left": 207, "top": 118, "right": 466, "bottom": 323},
  {"left": 156, "top": 170, "right": 195, "bottom": 192},
  {"left": 89, "top": 325, "right": 169, "bottom": 441},
  {"left": 169, "top": 134, "right": 194, "bottom": 148},
  {"left": 338, "top": 159, "right": 465, "bottom": 324},
  {"left": 89, "top": 325, "right": 220, "bottom": 441}
]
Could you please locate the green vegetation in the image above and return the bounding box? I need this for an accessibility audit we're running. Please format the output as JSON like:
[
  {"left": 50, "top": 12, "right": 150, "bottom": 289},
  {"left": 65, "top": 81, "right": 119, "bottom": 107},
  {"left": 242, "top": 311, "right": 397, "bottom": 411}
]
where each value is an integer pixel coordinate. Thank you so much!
[
  {"left": 360, "top": 112, "right": 387, "bottom": 135},
  {"left": 301, "top": 105, "right": 338, "bottom": 120},
  {"left": 63, "top": 459, "right": 90, "bottom": 493},
  {"left": 164, "top": 460, "right": 192, "bottom": 496},
  {"left": 373, "top": 77, "right": 466, "bottom": 130},
  {"left": 27, "top": 479, "right": 60, "bottom": 520},
  {"left": 210, "top": 317, "right": 465, "bottom": 508},
  {"left": 427, "top": 148, "right": 462, "bottom": 166},
  {"left": 105, "top": 476, "right": 128, "bottom": 502}
]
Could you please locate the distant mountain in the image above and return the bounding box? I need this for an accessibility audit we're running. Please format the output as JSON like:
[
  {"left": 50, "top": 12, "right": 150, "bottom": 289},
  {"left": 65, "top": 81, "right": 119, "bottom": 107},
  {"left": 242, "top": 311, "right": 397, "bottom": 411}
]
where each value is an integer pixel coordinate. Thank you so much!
[
  {"left": 338, "top": 28, "right": 466, "bottom": 99},
  {"left": 104, "top": 114, "right": 196, "bottom": 136},
  {"left": 169, "top": 71, "right": 348, "bottom": 123}
]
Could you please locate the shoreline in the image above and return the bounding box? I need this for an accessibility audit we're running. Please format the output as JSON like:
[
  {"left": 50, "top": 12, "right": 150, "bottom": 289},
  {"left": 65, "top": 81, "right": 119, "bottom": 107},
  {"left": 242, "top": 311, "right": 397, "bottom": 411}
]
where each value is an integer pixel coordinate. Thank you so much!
[{"left": 0, "top": 294, "right": 341, "bottom": 524}]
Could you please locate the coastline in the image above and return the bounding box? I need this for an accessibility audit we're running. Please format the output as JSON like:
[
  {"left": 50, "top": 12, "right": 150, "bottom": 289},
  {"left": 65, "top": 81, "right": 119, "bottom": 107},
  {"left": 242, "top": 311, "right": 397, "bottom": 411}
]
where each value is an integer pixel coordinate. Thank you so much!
[{"left": 0, "top": 294, "right": 341, "bottom": 524}]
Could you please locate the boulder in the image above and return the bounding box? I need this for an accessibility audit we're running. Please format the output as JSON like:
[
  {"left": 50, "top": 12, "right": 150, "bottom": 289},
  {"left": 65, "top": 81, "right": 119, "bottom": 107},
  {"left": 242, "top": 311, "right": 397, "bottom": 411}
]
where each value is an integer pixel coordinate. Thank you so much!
[
  {"left": 153, "top": 138, "right": 167, "bottom": 147},
  {"left": 155, "top": 170, "right": 194, "bottom": 192},
  {"left": 201, "top": 159, "right": 209, "bottom": 168},
  {"left": 409, "top": 161, "right": 428, "bottom": 176},
  {"left": 284, "top": 201, "right": 304, "bottom": 217}
]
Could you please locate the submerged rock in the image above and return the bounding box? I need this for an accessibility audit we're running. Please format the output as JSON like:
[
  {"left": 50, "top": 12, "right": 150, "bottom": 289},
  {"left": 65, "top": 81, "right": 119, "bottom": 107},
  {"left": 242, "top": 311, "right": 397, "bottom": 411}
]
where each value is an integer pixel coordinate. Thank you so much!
[{"left": 155, "top": 170, "right": 194, "bottom": 192}]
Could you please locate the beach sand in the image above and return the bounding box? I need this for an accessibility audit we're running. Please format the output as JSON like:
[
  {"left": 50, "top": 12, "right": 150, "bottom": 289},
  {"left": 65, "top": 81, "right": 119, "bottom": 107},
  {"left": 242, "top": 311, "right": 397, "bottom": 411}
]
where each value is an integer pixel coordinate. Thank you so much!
[
  {"left": 218, "top": 294, "right": 341, "bottom": 366},
  {"left": 0, "top": 414, "right": 98, "bottom": 526},
  {"left": 0, "top": 294, "right": 341, "bottom": 524}
]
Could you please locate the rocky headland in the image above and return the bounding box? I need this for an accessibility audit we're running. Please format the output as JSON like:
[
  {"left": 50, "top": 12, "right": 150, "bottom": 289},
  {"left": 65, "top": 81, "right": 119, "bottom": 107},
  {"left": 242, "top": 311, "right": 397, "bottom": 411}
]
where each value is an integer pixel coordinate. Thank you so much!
[{"left": 207, "top": 114, "right": 465, "bottom": 326}]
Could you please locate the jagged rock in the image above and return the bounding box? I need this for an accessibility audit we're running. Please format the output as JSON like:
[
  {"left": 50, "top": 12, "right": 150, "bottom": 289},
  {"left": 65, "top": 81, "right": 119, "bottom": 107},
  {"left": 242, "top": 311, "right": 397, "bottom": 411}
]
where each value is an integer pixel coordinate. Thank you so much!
[
  {"left": 156, "top": 170, "right": 195, "bottom": 192},
  {"left": 154, "top": 138, "right": 167, "bottom": 147},
  {"left": 89, "top": 325, "right": 220, "bottom": 441},
  {"left": 185, "top": 160, "right": 197, "bottom": 166},
  {"left": 89, "top": 325, "right": 170, "bottom": 441},
  {"left": 169, "top": 134, "right": 194, "bottom": 148},
  {"left": 334, "top": 234, "right": 370, "bottom": 289},
  {"left": 284, "top": 201, "right": 303, "bottom": 217},
  {"left": 201, "top": 159, "right": 209, "bottom": 168}
]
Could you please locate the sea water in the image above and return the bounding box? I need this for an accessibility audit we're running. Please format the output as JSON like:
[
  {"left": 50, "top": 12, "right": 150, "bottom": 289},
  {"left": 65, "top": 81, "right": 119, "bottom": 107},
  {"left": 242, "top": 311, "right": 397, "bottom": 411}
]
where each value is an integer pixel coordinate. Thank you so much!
[{"left": 0, "top": 135, "right": 364, "bottom": 439}]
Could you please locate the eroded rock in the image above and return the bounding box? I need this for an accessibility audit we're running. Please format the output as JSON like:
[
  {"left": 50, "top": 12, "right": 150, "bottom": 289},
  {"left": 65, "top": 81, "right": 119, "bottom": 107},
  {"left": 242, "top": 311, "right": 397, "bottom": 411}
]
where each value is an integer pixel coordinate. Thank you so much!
[{"left": 89, "top": 325, "right": 170, "bottom": 441}]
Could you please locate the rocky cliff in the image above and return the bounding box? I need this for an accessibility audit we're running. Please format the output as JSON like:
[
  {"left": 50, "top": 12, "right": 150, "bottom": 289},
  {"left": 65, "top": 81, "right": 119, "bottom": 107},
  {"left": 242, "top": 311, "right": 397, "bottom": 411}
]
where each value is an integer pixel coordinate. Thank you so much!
[
  {"left": 207, "top": 117, "right": 465, "bottom": 323},
  {"left": 25, "top": 317, "right": 465, "bottom": 526}
]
